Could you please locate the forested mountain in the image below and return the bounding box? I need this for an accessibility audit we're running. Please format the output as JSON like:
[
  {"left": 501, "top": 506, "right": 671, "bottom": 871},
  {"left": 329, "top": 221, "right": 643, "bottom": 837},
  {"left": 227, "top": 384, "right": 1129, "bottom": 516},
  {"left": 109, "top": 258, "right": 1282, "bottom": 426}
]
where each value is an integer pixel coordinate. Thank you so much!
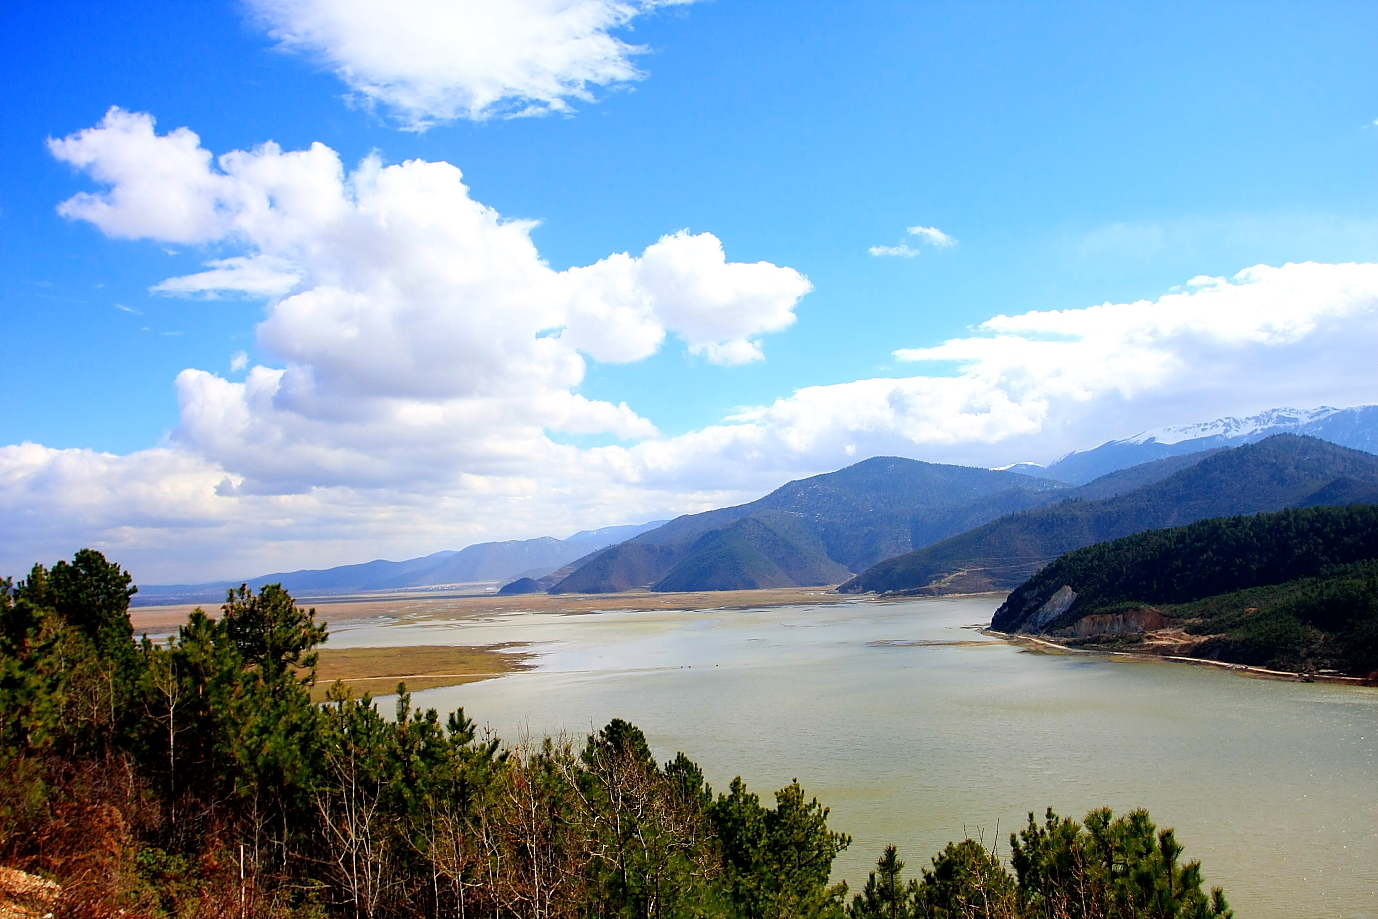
[
  {"left": 135, "top": 521, "right": 664, "bottom": 605},
  {"left": 1025, "top": 404, "right": 1378, "bottom": 485},
  {"left": 991, "top": 504, "right": 1378, "bottom": 676},
  {"left": 840, "top": 435, "right": 1378, "bottom": 596},
  {"left": 551, "top": 457, "right": 1072, "bottom": 593}
]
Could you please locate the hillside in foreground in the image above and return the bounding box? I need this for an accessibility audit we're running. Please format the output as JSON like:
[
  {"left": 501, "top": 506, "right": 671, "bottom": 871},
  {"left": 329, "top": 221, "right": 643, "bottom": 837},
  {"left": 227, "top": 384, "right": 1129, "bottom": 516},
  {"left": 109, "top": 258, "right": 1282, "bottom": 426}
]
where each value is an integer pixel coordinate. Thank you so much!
[
  {"left": 0, "top": 549, "right": 1233, "bottom": 918},
  {"left": 840, "top": 435, "right": 1378, "bottom": 596},
  {"left": 992, "top": 503, "right": 1378, "bottom": 677}
]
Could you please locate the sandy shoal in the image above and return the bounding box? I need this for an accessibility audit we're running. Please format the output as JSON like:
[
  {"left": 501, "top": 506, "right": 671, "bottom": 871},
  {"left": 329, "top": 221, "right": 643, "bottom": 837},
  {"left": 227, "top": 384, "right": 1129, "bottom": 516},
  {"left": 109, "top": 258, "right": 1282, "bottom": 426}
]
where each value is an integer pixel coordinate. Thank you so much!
[{"left": 129, "top": 585, "right": 857, "bottom": 634}]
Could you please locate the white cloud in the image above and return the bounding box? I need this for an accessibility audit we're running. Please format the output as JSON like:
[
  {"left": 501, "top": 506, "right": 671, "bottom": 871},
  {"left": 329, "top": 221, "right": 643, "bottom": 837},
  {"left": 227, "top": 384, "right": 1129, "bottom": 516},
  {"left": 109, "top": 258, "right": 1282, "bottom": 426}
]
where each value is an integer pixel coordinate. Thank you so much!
[
  {"left": 48, "top": 108, "right": 229, "bottom": 244},
  {"left": 247, "top": 0, "right": 698, "bottom": 127},
  {"left": 15, "top": 109, "right": 807, "bottom": 577},
  {"left": 230, "top": 351, "right": 249, "bottom": 372},
  {"left": 868, "top": 244, "right": 919, "bottom": 258},
  {"left": 14, "top": 109, "right": 1378, "bottom": 584},
  {"left": 153, "top": 255, "right": 305, "bottom": 298},
  {"left": 869, "top": 224, "right": 956, "bottom": 258},
  {"left": 906, "top": 225, "right": 956, "bottom": 247},
  {"left": 7, "top": 257, "right": 1378, "bottom": 581}
]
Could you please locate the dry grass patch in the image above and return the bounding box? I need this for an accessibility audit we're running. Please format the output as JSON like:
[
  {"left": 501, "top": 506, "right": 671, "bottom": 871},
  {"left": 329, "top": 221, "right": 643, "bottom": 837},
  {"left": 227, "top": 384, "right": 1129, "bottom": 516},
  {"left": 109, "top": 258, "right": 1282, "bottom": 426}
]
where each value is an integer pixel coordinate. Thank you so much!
[{"left": 309, "top": 644, "right": 533, "bottom": 702}]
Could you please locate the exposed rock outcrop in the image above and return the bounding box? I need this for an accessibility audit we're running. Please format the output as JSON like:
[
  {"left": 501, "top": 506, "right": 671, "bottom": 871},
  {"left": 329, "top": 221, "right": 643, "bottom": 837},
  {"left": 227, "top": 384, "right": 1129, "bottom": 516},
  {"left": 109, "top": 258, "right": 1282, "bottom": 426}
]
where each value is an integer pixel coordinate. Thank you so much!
[
  {"left": 1051, "top": 608, "right": 1171, "bottom": 638},
  {"left": 1019, "top": 585, "right": 1077, "bottom": 633}
]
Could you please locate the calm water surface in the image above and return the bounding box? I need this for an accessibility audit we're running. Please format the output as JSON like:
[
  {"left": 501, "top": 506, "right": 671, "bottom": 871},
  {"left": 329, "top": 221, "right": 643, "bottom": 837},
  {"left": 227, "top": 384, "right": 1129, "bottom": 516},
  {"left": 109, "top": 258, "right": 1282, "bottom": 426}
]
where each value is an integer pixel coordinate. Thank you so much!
[{"left": 327, "top": 597, "right": 1378, "bottom": 918}]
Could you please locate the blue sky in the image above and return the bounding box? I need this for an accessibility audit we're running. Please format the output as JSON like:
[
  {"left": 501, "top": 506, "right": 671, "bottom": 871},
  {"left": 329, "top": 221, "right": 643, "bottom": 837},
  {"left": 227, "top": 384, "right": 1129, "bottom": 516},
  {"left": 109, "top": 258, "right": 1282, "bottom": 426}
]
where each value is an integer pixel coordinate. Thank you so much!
[{"left": 2, "top": 0, "right": 1377, "bottom": 581}]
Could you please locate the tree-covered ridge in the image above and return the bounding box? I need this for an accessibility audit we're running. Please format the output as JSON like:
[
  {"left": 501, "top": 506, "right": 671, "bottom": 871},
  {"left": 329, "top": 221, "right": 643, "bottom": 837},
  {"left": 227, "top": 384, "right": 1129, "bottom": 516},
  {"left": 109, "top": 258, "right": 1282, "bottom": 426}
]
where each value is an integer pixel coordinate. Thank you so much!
[
  {"left": 842, "top": 435, "right": 1378, "bottom": 596},
  {"left": 0, "top": 550, "right": 1232, "bottom": 917},
  {"left": 992, "top": 504, "right": 1378, "bottom": 675}
]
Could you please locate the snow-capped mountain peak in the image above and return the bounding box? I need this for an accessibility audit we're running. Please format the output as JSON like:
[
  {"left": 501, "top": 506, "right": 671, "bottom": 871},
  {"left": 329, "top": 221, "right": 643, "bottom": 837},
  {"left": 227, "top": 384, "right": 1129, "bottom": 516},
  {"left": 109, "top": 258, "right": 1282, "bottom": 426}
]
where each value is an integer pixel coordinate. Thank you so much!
[{"left": 1122, "top": 406, "right": 1342, "bottom": 446}]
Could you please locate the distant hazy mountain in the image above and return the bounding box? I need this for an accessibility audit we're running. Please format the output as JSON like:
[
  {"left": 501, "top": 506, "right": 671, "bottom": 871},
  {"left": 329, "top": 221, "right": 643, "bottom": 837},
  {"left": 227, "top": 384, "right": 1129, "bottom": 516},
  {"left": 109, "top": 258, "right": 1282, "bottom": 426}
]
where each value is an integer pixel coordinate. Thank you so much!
[
  {"left": 1020, "top": 405, "right": 1378, "bottom": 485},
  {"left": 841, "top": 435, "right": 1378, "bottom": 596},
  {"left": 134, "top": 521, "right": 665, "bottom": 606}
]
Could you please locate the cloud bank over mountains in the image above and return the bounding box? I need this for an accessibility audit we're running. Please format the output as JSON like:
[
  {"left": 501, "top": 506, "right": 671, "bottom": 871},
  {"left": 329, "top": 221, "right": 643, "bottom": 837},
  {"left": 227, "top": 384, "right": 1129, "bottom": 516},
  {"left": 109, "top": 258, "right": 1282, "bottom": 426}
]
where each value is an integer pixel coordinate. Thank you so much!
[
  {"left": 8, "top": 105, "right": 1378, "bottom": 582},
  {"left": 247, "top": 0, "right": 699, "bottom": 126}
]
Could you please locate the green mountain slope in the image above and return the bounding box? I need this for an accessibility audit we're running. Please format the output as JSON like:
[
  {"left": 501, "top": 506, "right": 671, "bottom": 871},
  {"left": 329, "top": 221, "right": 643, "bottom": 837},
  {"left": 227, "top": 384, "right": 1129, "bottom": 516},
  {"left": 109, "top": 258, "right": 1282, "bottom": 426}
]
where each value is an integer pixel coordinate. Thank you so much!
[
  {"left": 551, "top": 457, "right": 1071, "bottom": 593},
  {"left": 654, "top": 513, "right": 853, "bottom": 591},
  {"left": 990, "top": 504, "right": 1378, "bottom": 675},
  {"left": 840, "top": 435, "right": 1378, "bottom": 596}
]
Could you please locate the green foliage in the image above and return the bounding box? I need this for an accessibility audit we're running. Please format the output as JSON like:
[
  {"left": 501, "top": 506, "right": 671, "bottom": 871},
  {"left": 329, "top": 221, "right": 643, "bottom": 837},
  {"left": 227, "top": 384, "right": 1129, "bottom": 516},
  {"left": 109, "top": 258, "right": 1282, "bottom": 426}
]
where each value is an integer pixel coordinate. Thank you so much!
[
  {"left": 710, "top": 777, "right": 852, "bottom": 919},
  {"left": 847, "top": 809, "right": 1229, "bottom": 919},
  {"left": 994, "top": 502, "right": 1378, "bottom": 673},
  {"left": 1010, "top": 808, "right": 1232, "bottom": 919},
  {"left": 223, "top": 582, "right": 329, "bottom": 683},
  {"left": 848, "top": 845, "right": 913, "bottom": 919},
  {"left": 0, "top": 549, "right": 1239, "bottom": 919}
]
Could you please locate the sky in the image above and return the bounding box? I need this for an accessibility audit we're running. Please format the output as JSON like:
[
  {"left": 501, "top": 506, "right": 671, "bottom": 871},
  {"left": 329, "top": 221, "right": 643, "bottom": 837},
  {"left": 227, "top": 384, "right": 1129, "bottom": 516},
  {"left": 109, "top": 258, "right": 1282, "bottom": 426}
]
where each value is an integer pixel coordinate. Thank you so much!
[{"left": 2, "top": 0, "right": 1377, "bottom": 583}]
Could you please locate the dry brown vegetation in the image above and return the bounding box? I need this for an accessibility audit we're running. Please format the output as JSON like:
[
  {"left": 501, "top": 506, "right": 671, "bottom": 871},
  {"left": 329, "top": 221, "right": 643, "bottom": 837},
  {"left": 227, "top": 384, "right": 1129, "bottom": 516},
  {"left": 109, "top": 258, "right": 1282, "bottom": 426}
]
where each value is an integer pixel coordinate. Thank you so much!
[{"left": 308, "top": 644, "right": 533, "bottom": 702}]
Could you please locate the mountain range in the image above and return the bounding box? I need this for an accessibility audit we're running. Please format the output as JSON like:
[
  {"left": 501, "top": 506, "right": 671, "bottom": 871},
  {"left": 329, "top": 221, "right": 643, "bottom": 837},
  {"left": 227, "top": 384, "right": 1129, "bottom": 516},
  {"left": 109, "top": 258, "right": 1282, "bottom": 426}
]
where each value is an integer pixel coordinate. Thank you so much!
[
  {"left": 552, "top": 458, "right": 1111, "bottom": 594},
  {"left": 1018, "top": 405, "right": 1378, "bottom": 485},
  {"left": 139, "top": 403, "right": 1378, "bottom": 603},
  {"left": 839, "top": 435, "right": 1378, "bottom": 596},
  {"left": 133, "top": 521, "right": 665, "bottom": 606}
]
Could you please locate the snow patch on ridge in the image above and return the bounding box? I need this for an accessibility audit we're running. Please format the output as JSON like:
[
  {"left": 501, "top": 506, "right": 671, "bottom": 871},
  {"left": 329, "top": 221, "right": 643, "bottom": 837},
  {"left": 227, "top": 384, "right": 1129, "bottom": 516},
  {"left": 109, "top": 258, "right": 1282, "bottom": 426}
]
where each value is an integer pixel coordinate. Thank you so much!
[{"left": 1122, "top": 406, "right": 1343, "bottom": 445}]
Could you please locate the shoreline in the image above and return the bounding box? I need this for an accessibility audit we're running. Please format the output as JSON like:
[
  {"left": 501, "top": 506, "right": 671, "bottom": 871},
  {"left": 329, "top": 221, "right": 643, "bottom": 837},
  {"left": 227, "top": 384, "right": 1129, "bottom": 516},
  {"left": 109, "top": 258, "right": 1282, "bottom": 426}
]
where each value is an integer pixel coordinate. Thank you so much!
[
  {"left": 128, "top": 584, "right": 884, "bottom": 634},
  {"left": 986, "top": 629, "right": 1378, "bottom": 686}
]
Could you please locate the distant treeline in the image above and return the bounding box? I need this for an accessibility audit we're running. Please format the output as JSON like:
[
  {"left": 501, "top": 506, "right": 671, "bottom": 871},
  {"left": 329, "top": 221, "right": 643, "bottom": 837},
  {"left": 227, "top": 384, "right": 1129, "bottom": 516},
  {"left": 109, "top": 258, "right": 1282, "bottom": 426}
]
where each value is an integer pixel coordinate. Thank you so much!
[
  {"left": 1, "top": 550, "right": 1230, "bottom": 918},
  {"left": 995, "top": 504, "right": 1378, "bottom": 674}
]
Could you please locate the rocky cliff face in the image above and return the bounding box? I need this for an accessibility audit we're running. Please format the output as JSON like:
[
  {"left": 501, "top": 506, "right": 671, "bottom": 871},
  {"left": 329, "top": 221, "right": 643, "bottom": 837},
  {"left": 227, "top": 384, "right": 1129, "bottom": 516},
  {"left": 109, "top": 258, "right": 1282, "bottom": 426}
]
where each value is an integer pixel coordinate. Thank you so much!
[
  {"left": 1018, "top": 585, "right": 1078, "bottom": 633},
  {"left": 1050, "top": 608, "right": 1170, "bottom": 639}
]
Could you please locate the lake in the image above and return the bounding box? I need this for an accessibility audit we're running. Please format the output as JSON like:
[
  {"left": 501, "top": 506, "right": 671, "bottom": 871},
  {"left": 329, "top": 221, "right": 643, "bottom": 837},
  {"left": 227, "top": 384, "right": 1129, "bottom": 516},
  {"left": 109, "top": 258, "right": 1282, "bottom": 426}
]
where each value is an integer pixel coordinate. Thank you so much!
[{"left": 325, "top": 595, "right": 1378, "bottom": 918}]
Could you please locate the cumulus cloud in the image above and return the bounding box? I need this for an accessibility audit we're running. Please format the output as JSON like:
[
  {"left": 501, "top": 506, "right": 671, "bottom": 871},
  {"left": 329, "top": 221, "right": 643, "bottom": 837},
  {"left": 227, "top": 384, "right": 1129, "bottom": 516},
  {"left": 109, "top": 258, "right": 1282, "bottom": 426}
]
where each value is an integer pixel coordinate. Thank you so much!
[
  {"left": 657, "top": 261, "right": 1378, "bottom": 478},
  {"left": 15, "top": 108, "right": 1378, "bottom": 583},
  {"left": 42, "top": 109, "right": 805, "bottom": 495},
  {"left": 9, "top": 257, "right": 1378, "bottom": 580},
  {"left": 247, "top": 0, "right": 698, "bottom": 127}
]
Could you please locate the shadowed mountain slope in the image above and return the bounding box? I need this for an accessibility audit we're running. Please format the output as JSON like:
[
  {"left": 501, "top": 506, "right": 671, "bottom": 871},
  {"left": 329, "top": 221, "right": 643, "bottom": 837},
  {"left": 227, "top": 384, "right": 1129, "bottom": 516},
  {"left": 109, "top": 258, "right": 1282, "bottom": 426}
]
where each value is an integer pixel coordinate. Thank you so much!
[
  {"left": 840, "top": 435, "right": 1378, "bottom": 596},
  {"left": 552, "top": 456, "right": 1075, "bottom": 594}
]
